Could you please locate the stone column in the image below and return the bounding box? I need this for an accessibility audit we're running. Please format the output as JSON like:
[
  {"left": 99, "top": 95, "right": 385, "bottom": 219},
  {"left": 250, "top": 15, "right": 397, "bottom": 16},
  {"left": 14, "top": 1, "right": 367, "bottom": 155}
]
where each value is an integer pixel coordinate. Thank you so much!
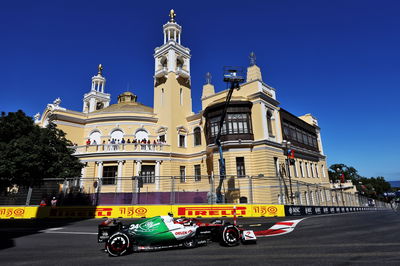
[
  {"left": 96, "top": 161, "right": 103, "bottom": 193},
  {"left": 117, "top": 160, "right": 124, "bottom": 193},
  {"left": 80, "top": 164, "right": 86, "bottom": 189},
  {"left": 155, "top": 161, "right": 161, "bottom": 191},
  {"left": 135, "top": 160, "right": 142, "bottom": 176},
  {"left": 261, "top": 105, "right": 268, "bottom": 139},
  {"left": 135, "top": 160, "right": 142, "bottom": 193}
]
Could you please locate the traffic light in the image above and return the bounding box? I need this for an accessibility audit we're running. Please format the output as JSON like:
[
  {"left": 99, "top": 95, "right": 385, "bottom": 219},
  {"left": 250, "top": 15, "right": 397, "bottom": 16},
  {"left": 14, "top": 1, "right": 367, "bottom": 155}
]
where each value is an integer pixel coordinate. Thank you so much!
[{"left": 287, "top": 149, "right": 295, "bottom": 159}]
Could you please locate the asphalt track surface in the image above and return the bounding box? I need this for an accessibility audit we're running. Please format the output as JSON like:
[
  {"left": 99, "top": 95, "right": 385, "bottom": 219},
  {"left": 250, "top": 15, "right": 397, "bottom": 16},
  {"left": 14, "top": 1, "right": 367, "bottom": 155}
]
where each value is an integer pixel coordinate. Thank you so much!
[{"left": 1, "top": 210, "right": 400, "bottom": 265}]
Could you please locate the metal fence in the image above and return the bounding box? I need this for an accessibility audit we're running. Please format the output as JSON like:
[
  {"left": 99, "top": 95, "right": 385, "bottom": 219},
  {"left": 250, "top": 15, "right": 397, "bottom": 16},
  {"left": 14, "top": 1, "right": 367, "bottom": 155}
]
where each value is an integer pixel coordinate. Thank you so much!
[{"left": 0, "top": 175, "right": 390, "bottom": 208}]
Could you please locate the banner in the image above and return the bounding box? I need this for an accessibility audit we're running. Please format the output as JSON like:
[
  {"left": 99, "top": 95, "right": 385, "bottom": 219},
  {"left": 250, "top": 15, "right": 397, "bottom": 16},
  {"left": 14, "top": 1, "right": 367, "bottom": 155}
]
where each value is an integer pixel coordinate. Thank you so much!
[
  {"left": 0, "top": 207, "right": 39, "bottom": 219},
  {"left": 172, "top": 205, "right": 284, "bottom": 218},
  {"left": 284, "top": 205, "right": 371, "bottom": 216},
  {"left": 0, "top": 204, "right": 284, "bottom": 219}
]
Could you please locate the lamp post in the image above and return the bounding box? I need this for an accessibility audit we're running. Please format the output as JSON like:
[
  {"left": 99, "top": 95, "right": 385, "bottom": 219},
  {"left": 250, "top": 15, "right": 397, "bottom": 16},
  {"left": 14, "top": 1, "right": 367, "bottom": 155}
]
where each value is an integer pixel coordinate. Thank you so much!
[
  {"left": 282, "top": 140, "right": 294, "bottom": 205},
  {"left": 337, "top": 167, "right": 345, "bottom": 206}
]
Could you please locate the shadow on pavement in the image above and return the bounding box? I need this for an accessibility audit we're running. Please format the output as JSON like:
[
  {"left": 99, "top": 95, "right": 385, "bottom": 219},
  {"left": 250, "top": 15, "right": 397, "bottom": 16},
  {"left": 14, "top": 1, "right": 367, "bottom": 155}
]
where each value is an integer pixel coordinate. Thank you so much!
[{"left": 0, "top": 206, "right": 98, "bottom": 251}]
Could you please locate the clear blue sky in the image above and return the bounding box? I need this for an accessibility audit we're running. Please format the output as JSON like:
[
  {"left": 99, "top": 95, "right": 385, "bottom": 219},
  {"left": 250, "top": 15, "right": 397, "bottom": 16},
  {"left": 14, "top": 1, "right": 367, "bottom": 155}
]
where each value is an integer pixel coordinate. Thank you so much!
[{"left": 1, "top": 1, "right": 399, "bottom": 181}]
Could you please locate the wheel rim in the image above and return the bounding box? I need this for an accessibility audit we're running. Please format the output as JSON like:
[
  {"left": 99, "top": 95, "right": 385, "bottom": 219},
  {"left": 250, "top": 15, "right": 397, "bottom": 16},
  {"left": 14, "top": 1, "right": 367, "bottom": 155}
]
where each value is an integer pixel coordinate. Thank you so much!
[
  {"left": 224, "top": 228, "right": 239, "bottom": 244},
  {"left": 108, "top": 234, "right": 129, "bottom": 255}
]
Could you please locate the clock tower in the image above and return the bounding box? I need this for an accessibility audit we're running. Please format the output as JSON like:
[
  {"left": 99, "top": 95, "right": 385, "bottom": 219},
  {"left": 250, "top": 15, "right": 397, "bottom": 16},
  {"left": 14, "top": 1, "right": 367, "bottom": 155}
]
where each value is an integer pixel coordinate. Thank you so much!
[{"left": 153, "top": 10, "right": 193, "bottom": 146}]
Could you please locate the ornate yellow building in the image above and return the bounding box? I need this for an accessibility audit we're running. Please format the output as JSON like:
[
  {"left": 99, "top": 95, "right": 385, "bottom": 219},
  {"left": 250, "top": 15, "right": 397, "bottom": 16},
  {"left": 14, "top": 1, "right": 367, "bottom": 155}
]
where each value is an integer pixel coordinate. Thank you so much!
[{"left": 36, "top": 11, "right": 330, "bottom": 205}]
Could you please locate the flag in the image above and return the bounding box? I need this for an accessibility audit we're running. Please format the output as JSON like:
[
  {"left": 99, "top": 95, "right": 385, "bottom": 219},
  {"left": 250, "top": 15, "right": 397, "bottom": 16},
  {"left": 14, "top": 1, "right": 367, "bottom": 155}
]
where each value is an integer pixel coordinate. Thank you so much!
[{"left": 340, "top": 173, "right": 345, "bottom": 183}]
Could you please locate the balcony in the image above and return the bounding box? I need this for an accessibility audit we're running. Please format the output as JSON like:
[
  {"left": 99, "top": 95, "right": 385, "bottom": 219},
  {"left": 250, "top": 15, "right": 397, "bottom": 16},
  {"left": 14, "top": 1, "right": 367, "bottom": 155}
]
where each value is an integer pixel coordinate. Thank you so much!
[
  {"left": 155, "top": 67, "right": 168, "bottom": 78},
  {"left": 176, "top": 67, "right": 189, "bottom": 78},
  {"left": 69, "top": 143, "right": 170, "bottom": 155},
  {"left": 330, "top": 180, "right": 354, "bottom": 190}
]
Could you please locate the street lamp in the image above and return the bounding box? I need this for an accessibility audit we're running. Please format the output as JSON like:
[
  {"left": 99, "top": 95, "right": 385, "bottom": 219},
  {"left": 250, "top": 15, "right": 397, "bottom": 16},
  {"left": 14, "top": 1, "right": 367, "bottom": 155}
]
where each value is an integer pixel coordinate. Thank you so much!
[{"left": 282, "top": 140, "right": 294, "bottom": 205}]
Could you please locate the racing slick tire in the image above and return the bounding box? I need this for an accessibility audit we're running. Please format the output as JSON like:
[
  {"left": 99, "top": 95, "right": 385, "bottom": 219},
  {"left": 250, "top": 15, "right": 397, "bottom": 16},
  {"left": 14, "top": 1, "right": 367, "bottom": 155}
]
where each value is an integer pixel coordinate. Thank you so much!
[
  {"left": 182, "top": 237, "right": 198, "bottom": 249},
  {"left": 220, "top": 225, "right": 240, "bottom": 247},
  {"left": 106, "top": 232, "right": 130, "bottom": 256}
]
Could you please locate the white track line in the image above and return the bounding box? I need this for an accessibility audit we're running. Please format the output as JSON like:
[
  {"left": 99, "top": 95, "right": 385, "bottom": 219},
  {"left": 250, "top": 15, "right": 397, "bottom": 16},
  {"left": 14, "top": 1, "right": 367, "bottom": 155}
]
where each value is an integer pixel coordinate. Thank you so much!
[{"left": 40, "top": 228, "right": 97, "bottom": 235}]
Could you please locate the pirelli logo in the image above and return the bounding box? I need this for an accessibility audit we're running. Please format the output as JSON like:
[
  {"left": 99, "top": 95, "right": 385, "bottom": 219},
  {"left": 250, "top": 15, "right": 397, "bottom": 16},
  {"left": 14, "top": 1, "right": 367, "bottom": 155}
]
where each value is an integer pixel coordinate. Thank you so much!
[{"left": 177, "top": 206, "right": 247, "bottom": 216}]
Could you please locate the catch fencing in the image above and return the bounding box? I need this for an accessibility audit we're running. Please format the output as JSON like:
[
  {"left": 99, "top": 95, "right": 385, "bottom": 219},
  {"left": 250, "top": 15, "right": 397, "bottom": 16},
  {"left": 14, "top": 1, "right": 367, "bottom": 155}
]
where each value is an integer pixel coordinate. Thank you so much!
[{"left": 0, "top": 175, "right": 390, "bottom": 208}]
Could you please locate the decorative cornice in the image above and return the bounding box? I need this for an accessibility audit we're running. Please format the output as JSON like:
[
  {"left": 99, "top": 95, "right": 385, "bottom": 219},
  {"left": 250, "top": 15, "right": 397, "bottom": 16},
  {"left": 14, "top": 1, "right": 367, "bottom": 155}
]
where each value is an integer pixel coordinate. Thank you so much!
[
  {"left": 248, "top": 92, "right": 280, "bottom": 107},
  {"left": 50, "top": 114, "right": 158, "bottom": 125}
]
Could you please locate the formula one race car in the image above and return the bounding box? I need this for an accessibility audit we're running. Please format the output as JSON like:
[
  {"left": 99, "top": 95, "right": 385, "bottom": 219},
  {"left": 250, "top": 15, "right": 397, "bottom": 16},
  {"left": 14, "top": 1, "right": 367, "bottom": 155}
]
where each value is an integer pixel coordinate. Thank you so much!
[{"left": 98, "top": 215, "right": 256, "bottom": 256}]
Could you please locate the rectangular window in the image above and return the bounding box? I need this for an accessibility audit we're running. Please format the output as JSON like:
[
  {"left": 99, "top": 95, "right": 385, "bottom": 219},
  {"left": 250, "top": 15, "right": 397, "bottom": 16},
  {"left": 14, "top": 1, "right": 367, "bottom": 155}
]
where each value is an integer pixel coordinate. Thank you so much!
[
  {"left": 179, "top": 135, "right": 185, "bottom": 147},
  {"left": 290, "top": 125, "right": 297, "bottom": 141},
  {"left": 303, "top": 133, "right": 308, "bottom": 145},
  {"left": 236, "top": 157, "right": 246, "bottom": 177},
  {"left": 103, "top": 166, "right": 117, "bottom": 185},
  {"left": 194, "top": 129, "right": 201, "bottom": 146},
  {"left": 194, "top": 165, "right": 201, "bottom": 181},
  {"left": 227, "top": 113, "right": 250, "bottom": 134},
  {"left": 180, "top": 166, "right": 186, "bottom": 183},
  {"left": 209, "top": 116, "right": 227, "bottom": 137},
  {"left": 159, "top": 134, "right": 165, "bottom": 143},
  {"left": 140, "top": 165, "right": 155, "bottom": 183}
]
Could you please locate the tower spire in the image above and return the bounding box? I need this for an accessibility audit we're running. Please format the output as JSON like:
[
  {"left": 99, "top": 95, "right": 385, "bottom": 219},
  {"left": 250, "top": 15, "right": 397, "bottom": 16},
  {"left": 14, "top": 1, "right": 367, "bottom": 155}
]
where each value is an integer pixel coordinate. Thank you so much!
[
  {"left": 98, "top": 64, "right": 103, "bottom": 76},
  {"left": 169, "top": 9, "right": 176, "bottom": 23},
  {"left": 82, "top": 64, "right": 110, "bottom": 113},
  {"left": 249, "top": 52, "right": 256, "bottom": 66}
]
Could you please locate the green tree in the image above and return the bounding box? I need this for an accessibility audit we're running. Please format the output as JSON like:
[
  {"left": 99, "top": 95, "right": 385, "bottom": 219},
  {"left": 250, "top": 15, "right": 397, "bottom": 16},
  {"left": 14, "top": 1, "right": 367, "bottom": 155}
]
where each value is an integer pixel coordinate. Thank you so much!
[
  {"left": 328, "top": 163, "right": 391, "bottom": 200},
  {"left": 328, "top": 163, "right": 361, "bottom": 182},
  {"left": 0, "top": 110, "right": 83, "bottom": 193}
]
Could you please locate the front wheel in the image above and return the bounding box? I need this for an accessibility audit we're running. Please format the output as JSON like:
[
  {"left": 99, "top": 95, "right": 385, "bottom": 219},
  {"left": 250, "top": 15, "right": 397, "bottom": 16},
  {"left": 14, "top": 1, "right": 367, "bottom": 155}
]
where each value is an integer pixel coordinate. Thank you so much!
[
  {"left": 106, "top": 232, "right": 130, "bottom": 256},
  {"left": 220, "top": 225, "right": 240, "bottom": 247}
]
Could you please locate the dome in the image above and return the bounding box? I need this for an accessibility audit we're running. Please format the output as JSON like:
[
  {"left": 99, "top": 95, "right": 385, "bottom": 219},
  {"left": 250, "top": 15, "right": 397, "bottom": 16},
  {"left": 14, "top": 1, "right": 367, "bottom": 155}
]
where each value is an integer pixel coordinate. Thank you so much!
[{"left": 118, "top": 91, "right": 137, "bottom": 103}]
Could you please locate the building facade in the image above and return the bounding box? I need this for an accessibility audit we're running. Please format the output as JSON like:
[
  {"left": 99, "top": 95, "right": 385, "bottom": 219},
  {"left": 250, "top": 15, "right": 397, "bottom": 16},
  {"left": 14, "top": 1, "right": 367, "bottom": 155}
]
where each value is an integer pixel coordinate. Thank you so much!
[{"left": 36, "top": 11, "right": 330, "bottom": 205}]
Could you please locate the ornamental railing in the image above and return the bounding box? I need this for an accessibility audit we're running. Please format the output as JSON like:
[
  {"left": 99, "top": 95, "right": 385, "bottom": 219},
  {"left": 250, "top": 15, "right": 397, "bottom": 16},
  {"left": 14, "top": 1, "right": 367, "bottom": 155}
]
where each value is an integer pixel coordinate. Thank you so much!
[{"left": 68, "top": 143, "right": 170, "bottom": 154}]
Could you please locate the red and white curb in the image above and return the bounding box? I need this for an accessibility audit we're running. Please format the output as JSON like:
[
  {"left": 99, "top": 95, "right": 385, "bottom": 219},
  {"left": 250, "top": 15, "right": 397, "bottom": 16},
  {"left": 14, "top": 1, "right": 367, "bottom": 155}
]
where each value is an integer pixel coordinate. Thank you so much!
[{"left": 253, "top": 219, "right": 304, "bottom": 237}]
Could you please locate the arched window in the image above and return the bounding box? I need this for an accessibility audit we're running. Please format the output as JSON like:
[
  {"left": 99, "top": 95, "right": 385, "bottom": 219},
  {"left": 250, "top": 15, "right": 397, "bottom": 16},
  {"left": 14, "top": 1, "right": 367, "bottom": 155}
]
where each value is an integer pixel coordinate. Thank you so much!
[
  {"left": 135, "top": 129, "right": 148, "bottom": 142},
  {"left": 177, "top": 57, "right": 184, "bottom": 69},
  {"left": 110, "top": 129, "right": 124, "bottom": 142},
  {"left": 161, "top": 88, "right": 164, "bottom": 105},
  {"left": 193, "top": 127, "right": 201, "bottom": 146},
  {"left": 89, "top": 131, "right": 101, "bottom": 144},
  {"left": 160, "top": 57, "right": 167, "bottom": 68},
  {"left": 180, "top": 88, "right": 183, "bottom": 105},
  {"left": 267, "top": 110, "right": 273, "bottom": 136}
]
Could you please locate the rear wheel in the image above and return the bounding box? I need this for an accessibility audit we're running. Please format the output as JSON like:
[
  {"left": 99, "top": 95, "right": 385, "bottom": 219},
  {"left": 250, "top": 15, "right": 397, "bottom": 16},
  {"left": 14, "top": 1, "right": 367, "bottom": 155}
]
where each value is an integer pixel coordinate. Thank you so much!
[
  {"left": 220, "top": 225, "right": 240, "bottom": 247},
  {"left": 183, "top": 237, "right": 198, "bottom": 248},
  {"left": 106, "top": 232, "right": 130, "bottom": 256}
]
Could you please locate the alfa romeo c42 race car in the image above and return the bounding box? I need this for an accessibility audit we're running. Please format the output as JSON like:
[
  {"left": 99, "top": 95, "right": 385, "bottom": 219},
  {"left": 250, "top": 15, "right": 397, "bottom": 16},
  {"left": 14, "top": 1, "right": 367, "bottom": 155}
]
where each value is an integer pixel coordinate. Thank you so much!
[{"left": 98, "top": 214, "right": 256, "bottom": 256}]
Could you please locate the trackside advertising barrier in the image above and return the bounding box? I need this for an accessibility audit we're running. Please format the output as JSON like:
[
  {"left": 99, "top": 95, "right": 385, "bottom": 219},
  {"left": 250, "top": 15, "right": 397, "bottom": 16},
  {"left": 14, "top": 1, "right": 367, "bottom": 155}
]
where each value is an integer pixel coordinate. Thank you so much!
[
  {"left": 284, "top": 205, "right": 379, "bottom": 216},
  {"left": 0, "top": 204, "right": 284, "bottom": 219},
  {"left": 0, "top": 207, "right": 39, "bottom": 219}
]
